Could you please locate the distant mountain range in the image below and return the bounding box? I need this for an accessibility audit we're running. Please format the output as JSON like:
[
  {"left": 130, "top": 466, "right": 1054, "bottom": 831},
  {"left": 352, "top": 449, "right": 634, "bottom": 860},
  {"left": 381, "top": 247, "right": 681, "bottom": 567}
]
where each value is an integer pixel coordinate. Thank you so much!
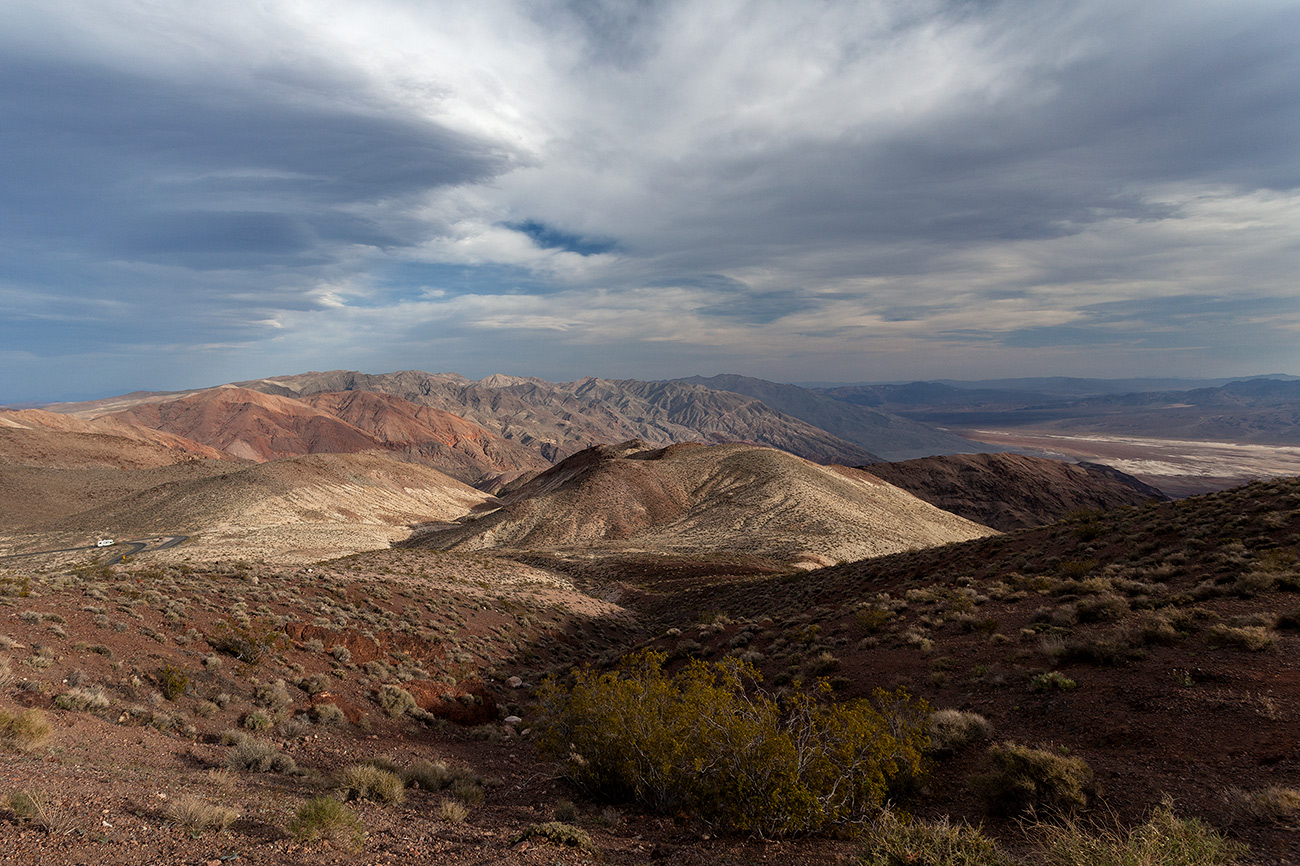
[{"left": 828, "top": 376, "right": 1300, "bottom": 445}]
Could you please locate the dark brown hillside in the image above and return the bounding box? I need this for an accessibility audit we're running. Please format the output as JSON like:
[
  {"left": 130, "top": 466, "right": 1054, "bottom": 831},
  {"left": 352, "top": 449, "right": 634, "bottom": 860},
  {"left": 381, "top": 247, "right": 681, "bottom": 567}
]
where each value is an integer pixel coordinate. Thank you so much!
[
  {"left": 621, "top": 476, "right": 1300, "bottom": 858},
  {"left": 862, "top": 452, "right": 1168, "bottom": 530}
]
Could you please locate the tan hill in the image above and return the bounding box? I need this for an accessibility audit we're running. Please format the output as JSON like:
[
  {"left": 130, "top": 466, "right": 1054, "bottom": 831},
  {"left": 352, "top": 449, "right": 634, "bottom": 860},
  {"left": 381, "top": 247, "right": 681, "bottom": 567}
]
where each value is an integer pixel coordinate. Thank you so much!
[
  {"left": 861, "top": 453, "right": 1169, "bottom": 531},
  {"left": 39, "top": 452, "right": 493, "bottom": 538},
  {"left": 237, "top": 370, "right": 882, "bottom": 465},
  {"left": 406, "top": 440, "right": 994, "bottom": 568}
]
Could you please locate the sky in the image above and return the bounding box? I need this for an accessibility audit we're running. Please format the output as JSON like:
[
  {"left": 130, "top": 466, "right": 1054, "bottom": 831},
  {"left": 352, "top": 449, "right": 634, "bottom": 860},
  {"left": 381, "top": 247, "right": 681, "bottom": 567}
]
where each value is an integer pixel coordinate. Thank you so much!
[{"left": 2, "top": 0, "right": 1299, "bottom": 402}]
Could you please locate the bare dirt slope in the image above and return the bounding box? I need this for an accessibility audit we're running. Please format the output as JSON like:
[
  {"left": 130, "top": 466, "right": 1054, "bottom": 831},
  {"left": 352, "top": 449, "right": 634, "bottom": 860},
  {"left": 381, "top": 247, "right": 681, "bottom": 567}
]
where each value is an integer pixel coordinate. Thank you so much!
[
  {"left": 408, "top": 441, "right": 994, "bottom": 568},
  {"left": 861, "top": 452, "right": 1169, "bottom": 530}
]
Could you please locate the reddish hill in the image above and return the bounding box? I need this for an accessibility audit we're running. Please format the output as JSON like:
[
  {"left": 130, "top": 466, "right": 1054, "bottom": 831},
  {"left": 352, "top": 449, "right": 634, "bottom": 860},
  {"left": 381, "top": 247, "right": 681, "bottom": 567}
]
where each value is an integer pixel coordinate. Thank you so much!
[
  {"left": 861, "top": 452, "right": 1168, "bottom": 531},
  {"left": 106, "top": 387, "right": 378, "bottom": 462},
  {"left": 301, "top": 391, "right": 548, "bottom": 485}
]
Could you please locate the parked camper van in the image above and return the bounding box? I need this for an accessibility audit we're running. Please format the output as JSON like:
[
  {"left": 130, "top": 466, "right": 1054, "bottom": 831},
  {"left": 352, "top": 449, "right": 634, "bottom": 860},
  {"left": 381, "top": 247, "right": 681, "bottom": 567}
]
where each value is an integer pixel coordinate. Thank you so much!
[{"left": 96, "top": 539, "right": 114, "bottom": 547}]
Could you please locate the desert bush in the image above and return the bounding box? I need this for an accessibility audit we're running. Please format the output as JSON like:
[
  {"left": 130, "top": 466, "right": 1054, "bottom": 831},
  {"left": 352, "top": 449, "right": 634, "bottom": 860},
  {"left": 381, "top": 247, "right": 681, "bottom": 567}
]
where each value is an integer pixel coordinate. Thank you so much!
[
  {"left": 253, "top": 679, "right": 291, "bottom": 712},
  {"left": 1031, "top": 801, "right": 1244, "bottom": 865},
  {"left": 861, "top": 810, "right": 1015, "bottom": 866},
  {"left": 377, "top": 683, "right": 418, "bottom": 718},
  {"left": 165, "top": 794, "right": 238, "bottom": 832},
  {"left": 226, "top": 738, "right": 298, "bottom": 774},
  {"left": 449, "top": 776, "right": 485, "bottom": 806},
  {"left": 54, "top": 685, "right": 111, "bottom": 712},
  {"left": 929, "top": 710, "right": 991, "bottom": 754},
  {"left": 510, "top": 821, "right": 596, "bottom": 854},
  {"left": 287, "top": 796, "right": 364, "bottom": 849},
  {"left": 401, "top": 759, "right": 454, "bottom": 790},
  {"left": 1029, "top": 671, "right": 1077, "bottom": 692},
  {"left": 536, "top": 649, "right": 929, "bottom": 836},
  {"left": 973, "top": 743, "right": 1093, "bottom": 818},
  {"left": 311, "top": 702, "right": 346, "bottom": 725},
  {"left": 338, "top": 763, "right": 405, "bottom": 805},
  {"left": 0, "top": 708, "right": 51, "bottom": 752},
  {"left": 206, "top": 618, "right": 285, "bottom": 665},
  {"left": 157, "top": 665, "right": 188, "bottom": 701},
  {"left": 243, "top": 710, "right": 274, "bottom": 732}
]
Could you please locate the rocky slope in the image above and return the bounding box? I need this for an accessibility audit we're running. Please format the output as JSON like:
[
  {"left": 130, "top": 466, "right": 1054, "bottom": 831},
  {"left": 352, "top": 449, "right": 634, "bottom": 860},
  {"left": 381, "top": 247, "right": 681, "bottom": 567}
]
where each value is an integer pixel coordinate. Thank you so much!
[
  {"left": 407, "top": 440, "right": 994, "bottom": 568},
  {"left": 675, "top": 373, "right": 989, "bottom": 460},
  {"left": 861, "top": 453, "right": 1169, "bottom": 530}
]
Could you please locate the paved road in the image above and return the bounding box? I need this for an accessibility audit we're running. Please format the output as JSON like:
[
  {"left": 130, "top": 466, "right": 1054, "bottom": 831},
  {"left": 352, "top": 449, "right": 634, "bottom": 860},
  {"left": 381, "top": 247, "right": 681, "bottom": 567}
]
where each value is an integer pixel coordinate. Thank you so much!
[{"left": 0, "top": 535, "right": 189, "bottom": 563}]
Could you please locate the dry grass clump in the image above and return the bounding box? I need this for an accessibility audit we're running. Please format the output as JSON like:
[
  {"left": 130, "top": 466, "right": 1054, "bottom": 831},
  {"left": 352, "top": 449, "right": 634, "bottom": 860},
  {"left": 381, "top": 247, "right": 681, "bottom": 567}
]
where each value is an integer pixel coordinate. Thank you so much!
[
  {"left": 510, "top": 821, "right": 596, "bottom": 854},
  {"left": 165, "top": 794, "right": 239, "bottom": 832},
  {"left": 7, "top": 790, "right": 75, "bottom": 835},
  {"left": 1031, "top": 801, "right": 1245, "bottom": 866},
  {"left": 435, "top": 798, "right": 469, "bottom": 823},
  {"left": 53, "top": 685, "right": 111, "bottom": 712},
  {"left": 225, "top": 737, "right": 298, "bottom": 774},
  {"left": 972, "top": 743, "right": 1093, "bottom": 818},
  {"left": 1207, "top": 624, "right": 1276, "bottom": 651},
  {"left": 1220, "top": 786, "right": 1300, "bottom": 827},
  {"left": 861, "top": 810, "right": 1015, "bottom": 866},
  {"left": 338, "top": 763, "right": 405, "bottom": 805},
  {"left": 929, "top": 709, "right": 992, "bottom": 754},
  {"left": 286, "top": 796, "right": 365, "bottom": 850},
  {"left": 0, "top": 708, "right": 51, "bottom": 752}
]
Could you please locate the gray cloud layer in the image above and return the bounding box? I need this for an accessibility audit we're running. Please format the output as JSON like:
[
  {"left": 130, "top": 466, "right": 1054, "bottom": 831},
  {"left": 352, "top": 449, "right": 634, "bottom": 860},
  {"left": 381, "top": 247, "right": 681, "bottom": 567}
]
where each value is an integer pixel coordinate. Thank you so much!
[{"left": 1, "top": 1, "right": 1298, "bottom": 401}]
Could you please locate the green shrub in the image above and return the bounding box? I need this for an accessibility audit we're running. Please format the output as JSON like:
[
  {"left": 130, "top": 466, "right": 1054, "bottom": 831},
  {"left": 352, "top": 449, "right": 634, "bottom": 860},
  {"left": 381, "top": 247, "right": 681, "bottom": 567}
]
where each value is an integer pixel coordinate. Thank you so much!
[
  {"left": 311, "top": 702, "right": 347, "bottom": 725},
  {"left": 861, "top": 810, "right": 1015, "bottom": 865},
  {"left": 1029, "top": 671, "right": 1078, "bottom": 692},
  {"left": 0, "top": 708, "right": 51, "bottom": 752},
  {"left": 973, "top": 743, "right": 1093, "bottom": 818},
  {"left": 510, "top": 821, "right": 596, "bottom": 854},
  {"left": 206, "top": 618, "right": 285, "bottom": 665},
  {"left": 242, "top": 710, "right": 274, "bottom": 732},
  {"left": 287, "top": 796, "right": 364, "bottom": 849},
  {"left": 338, "top": 763, "right": 405, "bottom": 805},
  {"left": 157, "top": 665, "right": 188, "bottom": 701},
  {"left": 536, "top": 650, "right": 929, "bottom": 836},
  {"left": 1031, "top": 801, "right": 1245, "bottom": 865}
]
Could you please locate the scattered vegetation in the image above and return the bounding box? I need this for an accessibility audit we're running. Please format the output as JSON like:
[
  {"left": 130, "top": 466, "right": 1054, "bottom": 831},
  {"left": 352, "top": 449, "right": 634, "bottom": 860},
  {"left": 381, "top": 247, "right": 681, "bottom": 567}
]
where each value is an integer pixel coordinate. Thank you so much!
[
  {"left": 1031, "top": 801, "right": 1245, "bottom": 866},
  {"left": 860, "top": 810, "right": 1016, "bottom": 866}
]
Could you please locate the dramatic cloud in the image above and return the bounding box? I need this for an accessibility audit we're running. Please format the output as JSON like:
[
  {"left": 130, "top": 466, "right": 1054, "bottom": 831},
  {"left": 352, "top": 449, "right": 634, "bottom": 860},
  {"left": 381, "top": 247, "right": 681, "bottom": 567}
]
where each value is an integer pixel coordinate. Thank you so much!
[{"left": 1, "top": 0, "right": 1298, "bottom": 401}]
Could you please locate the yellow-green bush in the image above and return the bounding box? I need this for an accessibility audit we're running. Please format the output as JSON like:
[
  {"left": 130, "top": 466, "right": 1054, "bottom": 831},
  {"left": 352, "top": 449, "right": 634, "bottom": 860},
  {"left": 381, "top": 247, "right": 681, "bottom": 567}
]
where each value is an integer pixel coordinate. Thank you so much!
[{"left": 536, "top": 650, "right": 928, "bottom": 836}]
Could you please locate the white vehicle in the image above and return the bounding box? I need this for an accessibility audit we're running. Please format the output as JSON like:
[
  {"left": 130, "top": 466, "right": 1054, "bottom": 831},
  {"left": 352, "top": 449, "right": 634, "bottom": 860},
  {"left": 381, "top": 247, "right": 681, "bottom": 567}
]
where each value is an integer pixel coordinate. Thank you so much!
[{"left": 96, "top": 538, "right": 114, "bottom": 547}]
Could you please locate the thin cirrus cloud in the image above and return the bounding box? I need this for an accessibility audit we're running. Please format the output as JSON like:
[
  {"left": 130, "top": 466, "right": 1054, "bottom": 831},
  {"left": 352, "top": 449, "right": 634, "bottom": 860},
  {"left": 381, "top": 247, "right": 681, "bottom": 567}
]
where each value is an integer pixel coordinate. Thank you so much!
[{"left": 0, "top": 0, "right": 1298, "bottom": 402}]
